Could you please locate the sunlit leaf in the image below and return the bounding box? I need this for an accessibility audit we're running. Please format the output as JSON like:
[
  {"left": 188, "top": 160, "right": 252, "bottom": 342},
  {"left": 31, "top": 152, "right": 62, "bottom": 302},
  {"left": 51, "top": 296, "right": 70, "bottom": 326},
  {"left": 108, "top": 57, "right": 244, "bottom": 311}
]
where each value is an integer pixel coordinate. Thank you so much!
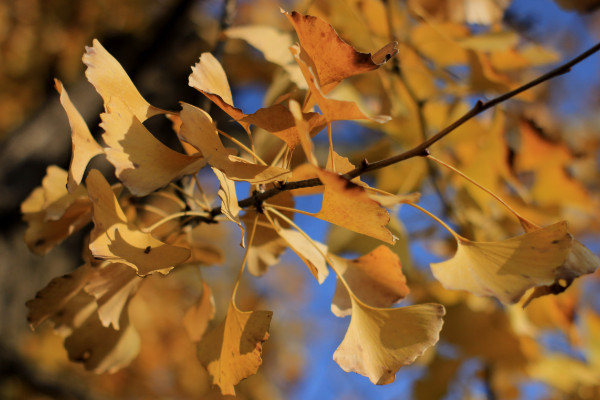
[
  {"left": 197, "top": 301, "right": 272, "bottom": 395},
  {"left": 183, "top": 281, "right": 216, "bottom": 342},
  {"left": 54, "top": 79, "right": 104, "bottom": 191},
  {"left": 101, "top": 97, "right": 205, "bottom": 196},
  {"left": 330, "top": 246, "right": 410, "bottom": 317},
  {"left": 86, "top": 169, "right": 191, "bottom": 276},
  {"left": 431, "top": 221, "right": 573, "bottom": 304},
  {"left": 333, "top": 299, "right": 445, "bottom": 384},
  {"left": 83, "top": 39, "right": 166, "bottom": 120}
]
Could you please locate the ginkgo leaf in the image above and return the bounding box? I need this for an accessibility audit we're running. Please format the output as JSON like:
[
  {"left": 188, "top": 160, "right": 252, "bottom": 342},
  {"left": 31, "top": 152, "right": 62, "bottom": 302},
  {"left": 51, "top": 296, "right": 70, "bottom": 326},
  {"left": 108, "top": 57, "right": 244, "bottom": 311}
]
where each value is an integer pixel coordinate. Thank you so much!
[
  {"left": 64, "top": 304, "right": 141, "bottom": 374},
  {"left": 291, "top": 45, "right": 390, "bottom": 124},
  {"left": 333, "top": 298, "right": 445, "bottom": 384},
  {"left": 178, "top": 102, "right": 290, "bottom": 183},
  {"left": 431, "top": 221, "right": 573, "bottom": 304},
  {"left": 313, "top": 167, "right": 395, "bottom": 244},
  {"left": 101, "top": 97, "right": 206, "bottom": 196},
  {"left": 21, "top": 166, "right": 92, "bottom": 254},
  {"left": 213, "top": 167, "right": 245, "bottom": 247},
  {"left": 269, "top": 219, "right": 329, "bottom": 284},
  {"left": 239, "top": 103, "right": 326, "bottom": 151},
  {"left": 330, "top": 246, "right": 410, "bottom": 317},
  {"left": 197, "top": 301, "right": 272, "bottom": 395},
  {"left": 26, "top": 264, "right": 94, "bottom": 330},
  {"left": 225, "top": 25, "right": 295, "bottom": 67},
  {"left": 54, "top": 79, "right": 104, "bottom": 192},
  {"left": 183, "top": 282, "right": 216, "bottom": 342},
  {"left": 83, "top": 39, "right": 166, "bottom": 121},
  {"left": 188, "top": 52, "right": 249, "bottom": 130},
  {"left": 289, "top": 99, "right": 318, "bottom": 165},
  {"left": 26, "top": 264, "right": 141, "bottom": 374},
  {"left": 84, "top": 262, "right": 143, "bottom": 329},
  {"left": 283, "top": 10, "right": 397, "bottom": 90},
  {"left": 86, "top": 169, "right": 191, "bottom": 276}
]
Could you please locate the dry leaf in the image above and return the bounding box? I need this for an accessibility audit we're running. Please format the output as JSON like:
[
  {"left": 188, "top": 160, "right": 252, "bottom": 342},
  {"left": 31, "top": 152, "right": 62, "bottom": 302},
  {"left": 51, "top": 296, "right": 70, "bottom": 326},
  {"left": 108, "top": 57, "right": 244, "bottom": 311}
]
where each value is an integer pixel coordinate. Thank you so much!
[
  {"left": 101, "top": 97, "right": 206, "bottom": 196},
  {"left": 197, "top": 301, "right": 272, "bottom": 395},
  {"left": 86, "top": 169, "right": 191, "bottom": 276},
  {"left": 333, "top": 299, "right": 445, "bottom": 384},
  {"left": 84, "top": 262, "right": 143, "bottom": 329},
  {"left": 283, "top": 10, "right": 397, "bottom": 89},
  {"left": 291, "top": 45, "right": 390, "bottom": 124},
  {"left": 330, "top": 246, "right": 409, "bottom": 317},
  {"left": 431, "top": 221, "right": 573, "bottom": 304},
  {"left": 54, "top": 79, "right": 104, "bottom": 191},
  {"left": 83, "top": 39, "right": 166, "bottom": 120}
]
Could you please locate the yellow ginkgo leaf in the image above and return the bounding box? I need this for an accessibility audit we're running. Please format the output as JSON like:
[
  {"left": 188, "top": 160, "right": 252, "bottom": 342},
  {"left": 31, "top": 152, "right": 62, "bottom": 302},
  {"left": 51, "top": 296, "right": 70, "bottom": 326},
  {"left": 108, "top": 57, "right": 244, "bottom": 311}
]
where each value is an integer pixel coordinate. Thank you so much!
[
  {"left": 197, "top": 300, "right": 272, "bottom": 395},
  {"left": 333, "top": 298, "right": 445, "bottom": 384},
  {"left": 213, "top": 167, "right": 245, "bottom": 247},
  {"left": 26, "top": 264, "right": 141, "bottom": 374},
  {"left": 183, "top": 282, "right": 216, "bottom": 342},
  {"left": 64, "top": 303, "right": 141, "bottom": 374},
  {"left": 270, "top": 221, "right": 329, "bottom": 284},
  {"left": 26, "top": 264, "right": 94, "bottom": 330},
  {"left": 330, "top": 246, "right": 410, "bottom": 317},
  {"left": 21, "top": 166, "right": 92, "bottom": 254},
  {"left": 86, "top": 169, "right": 191, "bottom": 276},
  {"left": 83, "top": 39, "right": 166, "bottom": 121},
  {"left": 54, "top": 79, "right": 104, "bottom": 192},
  {"left": 188, "top": 52, "right": 249, "bottom": 130},
  {"left": 179, "top": 102, "right": 291, "bottom": 184},
  {"left": 101, "top": 97, "right": 206, "bottom": 196},
  {"left": 240, "top": 103, "right": 326, "bottom": 151},
  {"left": 225, "top": 25, "right": 295, "bottom": 67},
  {"left": 431, "top": 221, "right": 573, "bottom": 304},
  {"left": 84, "top": 262, "right": 142, "bottom": 330},
  {"left": 313, "top": 167, "right": 395, "bottom": 244},
  {"left": 291, "top": 45, "right": 390, "bottom": 124},
  {"left": 283, "top": 10, "right": 397, "bottom": 90}
]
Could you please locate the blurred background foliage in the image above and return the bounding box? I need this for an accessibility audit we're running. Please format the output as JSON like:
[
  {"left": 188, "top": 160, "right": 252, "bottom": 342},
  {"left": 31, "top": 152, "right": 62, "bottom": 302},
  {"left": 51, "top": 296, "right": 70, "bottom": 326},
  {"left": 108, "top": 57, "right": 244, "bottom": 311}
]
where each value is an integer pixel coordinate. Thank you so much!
[{"left": 2, "top": 0, "right": 600, "bottom": 399}]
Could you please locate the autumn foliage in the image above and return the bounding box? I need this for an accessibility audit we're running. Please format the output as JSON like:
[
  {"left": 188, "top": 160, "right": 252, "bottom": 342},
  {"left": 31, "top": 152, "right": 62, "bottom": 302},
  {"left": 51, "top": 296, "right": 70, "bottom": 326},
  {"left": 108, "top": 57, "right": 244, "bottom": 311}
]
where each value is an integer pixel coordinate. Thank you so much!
[{"left": 18, "top": 2, "right": 600, "bottom": 398}]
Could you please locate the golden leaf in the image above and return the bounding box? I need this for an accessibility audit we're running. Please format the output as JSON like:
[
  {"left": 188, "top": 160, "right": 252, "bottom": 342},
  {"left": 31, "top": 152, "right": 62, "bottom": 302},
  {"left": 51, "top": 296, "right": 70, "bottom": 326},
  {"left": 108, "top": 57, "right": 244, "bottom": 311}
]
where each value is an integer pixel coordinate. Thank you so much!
[
  {"left": 197, "top": 301, "right": 272, "bottom": 395},
  {"left": 83, "top": 39, "right": 166, "bottom": 121},
  {"left": 431, "top": 221, "right": 573, "bottom": 304},
  {"left": 333, "top": 299, "right": 445, "bottom": 384},
  {"left": 86, "top": 169, "right": 191, "bottom": 276},
  {"left": 291, "top": 45, "right": 390, "bottom": 124},
  {"left": 101, "top": 97, "right": 206, "bottom": 196},
  {"left": 84, "top": 262, "right": 142, "bottom": 329},
  {"left": 213, "top": 167, "right": 245, "bottom": 247},
  {"left": 54, "top": 79, "right": 104, "bottom": 191},
  {"left": 188, "top": 52, "right": 249, "bottom": 130},
  {"left": 313, "top": 167, "right": 395, "bottom": 244},
  {"left": 283, "top": 10, "right": 397, "bottom": 89},
  {"left": 21, "top": 166, "right": 92, "bottom": 254},
  {"left": 179, "top": 102, "right": 291, "bottom": 183},
  {"left": 330, "top": 246, "right": 410, "bottom": 317}
]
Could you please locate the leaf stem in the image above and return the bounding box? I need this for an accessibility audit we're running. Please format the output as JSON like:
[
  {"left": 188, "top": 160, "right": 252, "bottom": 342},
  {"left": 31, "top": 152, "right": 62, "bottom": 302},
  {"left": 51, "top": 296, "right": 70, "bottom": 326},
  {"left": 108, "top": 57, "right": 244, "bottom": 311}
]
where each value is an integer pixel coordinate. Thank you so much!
[
  {"left": 408, "top": 202, "right": 464, "bottom": 241},
  {"left": 218, "top": 128, "right": 267, "bottom": 166}
]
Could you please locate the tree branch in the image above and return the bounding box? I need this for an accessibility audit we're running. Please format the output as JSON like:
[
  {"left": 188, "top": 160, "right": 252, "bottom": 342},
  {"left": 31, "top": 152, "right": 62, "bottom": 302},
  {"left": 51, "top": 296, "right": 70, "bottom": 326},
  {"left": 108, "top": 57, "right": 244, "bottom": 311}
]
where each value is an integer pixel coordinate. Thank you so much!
[{"left": 202, "top": 40, "right": 600, "bottom": 219}]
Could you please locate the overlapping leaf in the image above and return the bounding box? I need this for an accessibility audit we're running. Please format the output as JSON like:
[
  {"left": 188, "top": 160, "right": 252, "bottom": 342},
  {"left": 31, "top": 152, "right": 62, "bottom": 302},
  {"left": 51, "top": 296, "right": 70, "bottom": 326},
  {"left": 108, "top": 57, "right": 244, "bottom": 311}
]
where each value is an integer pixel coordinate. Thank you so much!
[
  {"left": 86, "top": 169, "right": 191, "bottom": 275},
  {"left": 101, "top": 97, "right": 206, "bottom": 196},
  {"left": 197, "top": 300, "right": 272, "bottom": 395},
  {"left": 83, "top": 39, "right": 166, "bottom": 121},
  {"left": 54, "top": 79, "right": 104, "bottom": 191},
  {"left": 431, "top": 221, "right": 573, "bottom": 304}
]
